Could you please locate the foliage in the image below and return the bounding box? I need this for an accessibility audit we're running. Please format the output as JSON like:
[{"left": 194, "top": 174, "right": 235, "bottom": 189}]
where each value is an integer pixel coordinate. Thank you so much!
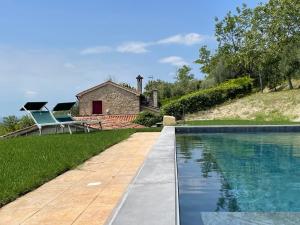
[
  {"left": 70, "top": 101, "right": 80, "bottom": 116},
  {"left": 144, "top": 65, "right": 201, "bottom": 105},
  {"left": 1, "top": 115, "right": 34, "bottom": 134},
  {"left": 19, "top": 115, "right": 35, "bottom": 128},
  {"left": 119, "top": 82, "right": 135, "bottom": 90},
  {"left": 0, "top": 125, "right": 5, "bottom": 136},
  {"left": 195, "top": 0, "right": 300, "bottom": 90},
  {"left": 133, "top": 111, "right": 162, "bottom": 127},
  {"left": 254, "top": 110, "right": 291, "bottom": 122},
  {"left": 185, "top": 119, "right": 299, "bottom": 126},
  {"left": 2, "top": 116, "right": 19, "bottom": 132},
  {"left": 162, "top": 77, "right": 253, "bottom": 119}
]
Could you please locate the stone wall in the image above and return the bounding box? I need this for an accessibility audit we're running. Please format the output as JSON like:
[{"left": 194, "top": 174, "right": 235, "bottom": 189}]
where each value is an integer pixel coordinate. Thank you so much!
[{"left": 78, "top": 84, "right": 140, "bottom": 116}]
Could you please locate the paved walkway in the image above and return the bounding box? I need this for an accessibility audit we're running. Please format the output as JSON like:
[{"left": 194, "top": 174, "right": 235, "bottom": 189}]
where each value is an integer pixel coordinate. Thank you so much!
[{"left": 0, "top": 132, "right": 160, "bottom": 225}]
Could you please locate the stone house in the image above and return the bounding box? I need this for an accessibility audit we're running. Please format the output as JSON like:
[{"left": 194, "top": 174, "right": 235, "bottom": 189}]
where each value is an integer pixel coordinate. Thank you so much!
[{"left": 76, "top": 75, "right": 159, "bottom": 116}]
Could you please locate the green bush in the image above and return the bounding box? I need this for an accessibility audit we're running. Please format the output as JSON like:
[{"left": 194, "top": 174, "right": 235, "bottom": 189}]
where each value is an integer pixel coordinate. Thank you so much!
[
  {"left": 1, "top": 115, "right": 35, "bottom": 135},
  {"left": 19, "top": 115, "right": 34, "bottom": 128},
  {"left": 0, "top": 125, "right": 6, "bottom": 136},
  {"left": 133, "top": 111, "right": 162, "bottom": 127},
  {"left": 2, "top": 116, "right": 19, "bottom": 132},
  {"left": 162, "top": 76, "right": 253, "bottom": 119}
]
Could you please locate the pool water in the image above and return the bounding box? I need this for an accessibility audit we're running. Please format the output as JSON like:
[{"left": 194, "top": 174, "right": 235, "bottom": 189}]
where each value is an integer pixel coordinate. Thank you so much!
[{"left": 176, "top": 133, "right": 300, "bottom": 225}]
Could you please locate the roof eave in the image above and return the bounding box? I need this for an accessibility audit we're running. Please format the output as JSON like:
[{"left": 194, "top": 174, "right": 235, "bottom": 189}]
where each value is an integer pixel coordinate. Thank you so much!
[{"left": 76, "top": 81, "right": 140, "bottom": 97}]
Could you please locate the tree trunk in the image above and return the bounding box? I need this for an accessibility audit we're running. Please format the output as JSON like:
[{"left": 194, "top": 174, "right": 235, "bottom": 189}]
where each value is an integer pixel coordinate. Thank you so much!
[
  {"left": 259, "top": 73, "right": 263, "bottom": 93},
  {"left": 287, "top": 76, "right": 294, "bottom": 89}
]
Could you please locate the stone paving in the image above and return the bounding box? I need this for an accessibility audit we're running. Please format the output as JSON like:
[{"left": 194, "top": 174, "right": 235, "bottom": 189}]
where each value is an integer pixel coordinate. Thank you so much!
[{"left": 0, "top": 132, "right": 160, "bottom": 225}]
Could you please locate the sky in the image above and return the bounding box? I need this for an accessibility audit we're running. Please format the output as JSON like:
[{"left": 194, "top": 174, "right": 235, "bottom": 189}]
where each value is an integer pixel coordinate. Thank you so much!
[{"left": 0, "top": 0, "right": 265, "bottom": 117}]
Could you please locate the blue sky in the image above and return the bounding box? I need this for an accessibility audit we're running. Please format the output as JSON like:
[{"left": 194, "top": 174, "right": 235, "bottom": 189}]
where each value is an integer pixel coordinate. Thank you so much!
[{"left": 0, "top": 0, "right": 265, "bottom": 116}]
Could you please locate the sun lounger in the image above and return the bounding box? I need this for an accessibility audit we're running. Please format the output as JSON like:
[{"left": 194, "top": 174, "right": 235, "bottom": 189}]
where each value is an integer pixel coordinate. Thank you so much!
[
  {"left": 21, "top": 102, "right": 63, "bottom": 135},
  {"left": 52, "top": 102, "right": 91, "bottom": 133}
]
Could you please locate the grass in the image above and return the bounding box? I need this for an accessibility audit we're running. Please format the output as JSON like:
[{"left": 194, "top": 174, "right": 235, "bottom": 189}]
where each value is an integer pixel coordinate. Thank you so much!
[
  {"left": 0, "top": 128, "right": 161, "bottom": 207},
  {"left": 134, "top": 127, "right": 162, "bottom": 132},
  {"left": 186, "top": 88, "right": 300, "bottom": 121},
  {"left": 185, "top": 119, "right": 300, "bottom": 126}
]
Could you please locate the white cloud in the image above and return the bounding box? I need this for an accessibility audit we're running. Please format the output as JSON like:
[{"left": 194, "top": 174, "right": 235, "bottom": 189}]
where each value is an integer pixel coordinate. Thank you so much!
[
  {"left": 25, "top": 90, "right": 38, "bottom": 98},
  {"left": 116, "top": 42, "right": 149, "bottom": 54},
  {"left": 80, "top": 33, "right": 210, "bottom": 55},
  {"left": 64, "top": 62, "right": 76, "bottom": 69},
  {"left": 0, "top": 46, "right": 150, "bottom": 116},
  {"left": 157, "top": 33, "right": 205, "bottom": 45},
  {"left": 159, "top": 56, "right": 189, "bottom": 67},
  {"left": 80, "top": 46, "right": 112, "bottom": 55}
]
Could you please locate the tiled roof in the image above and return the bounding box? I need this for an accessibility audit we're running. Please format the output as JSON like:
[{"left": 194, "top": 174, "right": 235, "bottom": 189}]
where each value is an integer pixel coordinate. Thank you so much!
[{"left": 74, "top": 114, "right": 145, "bottom": 130}]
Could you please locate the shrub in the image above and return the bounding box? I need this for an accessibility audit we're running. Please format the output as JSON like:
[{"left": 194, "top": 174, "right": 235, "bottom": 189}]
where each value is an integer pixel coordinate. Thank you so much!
[
  {"left": 19, "top": 115, "right": 34, "bottom": 128},
  {"left": 133, "top": 111, "right": 163, "bottom": 127},
  {"left": 0, "top": 125, "right": 5, "bottom": 136},
  {"left": 162, "top": 76, "right": 253, "bottom": 119},
  {"left": 2, "top": 116, "right": 19, "bottom": 132},
  {"left": 1, "top": 115, "right": 35, "bottom": 134}
]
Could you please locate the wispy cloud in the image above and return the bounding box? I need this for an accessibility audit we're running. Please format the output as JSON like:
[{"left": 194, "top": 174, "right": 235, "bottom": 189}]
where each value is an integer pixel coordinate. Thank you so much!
[
  {"left": 159, "top": 56, "right": 189, "bottom": 67},
  {"left": 157, "top": 33, "right": 206, "bottom": 46},
  {"left": 63, "top": 62, "right": 76, "bottom": 69},
  {"left": 116, "top": 42, "right": 149, "bottom": 54},
  {"left": 0, "top": 46, "right": 149, "bottom": 115},
  {"left": 25, "top": 90, "right": 38, "bottom": 98},
  {"left": 80, "top": 46, "right": 112, "bottom": 55},
  {"left": 80, "top": 33, "right": 210, "bottom": 55}
]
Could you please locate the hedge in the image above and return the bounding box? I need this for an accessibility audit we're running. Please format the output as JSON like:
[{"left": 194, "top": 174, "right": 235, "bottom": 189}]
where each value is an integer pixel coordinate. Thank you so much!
[
  {"left": 133, "top": 111, "right": 163, "bottom": 127},
  {"left": 161, "top": 76, "right": 253, "bottom": 119}
]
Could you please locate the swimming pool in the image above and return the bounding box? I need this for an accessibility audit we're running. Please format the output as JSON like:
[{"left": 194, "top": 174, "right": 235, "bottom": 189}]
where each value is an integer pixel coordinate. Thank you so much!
[{"left": 176, "top": 132, "right": 300, "bottom": 225}]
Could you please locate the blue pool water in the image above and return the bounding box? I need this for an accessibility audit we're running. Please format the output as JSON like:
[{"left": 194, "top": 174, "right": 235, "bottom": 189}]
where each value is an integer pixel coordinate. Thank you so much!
[{"left": 176, "top": 133, "right": 300, "bottom": 225}]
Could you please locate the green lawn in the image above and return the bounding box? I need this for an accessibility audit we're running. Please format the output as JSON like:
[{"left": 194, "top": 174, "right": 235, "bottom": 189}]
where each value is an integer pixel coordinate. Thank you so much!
[
  {"left": 185, "top": 119, "right": 300, "bottom": 126},
  {"left": 0, "top": 128, "right": 161, "bottom": 206}
]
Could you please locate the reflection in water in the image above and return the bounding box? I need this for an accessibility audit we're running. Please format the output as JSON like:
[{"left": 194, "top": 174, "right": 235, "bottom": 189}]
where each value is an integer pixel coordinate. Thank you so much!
[
  {"left": 176, "top": 133, "right": 300, "bottom": 225},
  {"left": 196, "top": 146, "right": 239, "bottom": 212}
]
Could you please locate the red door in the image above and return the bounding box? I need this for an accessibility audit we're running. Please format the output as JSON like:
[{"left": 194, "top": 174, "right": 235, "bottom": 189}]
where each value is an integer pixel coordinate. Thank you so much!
[{"left": 92, "top": 101, "right": 103, "bottom": 114}]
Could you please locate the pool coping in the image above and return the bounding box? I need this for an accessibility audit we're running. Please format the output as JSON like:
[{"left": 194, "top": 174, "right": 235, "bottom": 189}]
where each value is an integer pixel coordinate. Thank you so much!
[
  {"left": 106, "top": 126, "right": 179, "bottom": 225},
  {"left": 176, "top": 125, "right": 300, "bottom": 133},
  {"left": 106, "top": 125, "right": 300, "bottom": 225}
]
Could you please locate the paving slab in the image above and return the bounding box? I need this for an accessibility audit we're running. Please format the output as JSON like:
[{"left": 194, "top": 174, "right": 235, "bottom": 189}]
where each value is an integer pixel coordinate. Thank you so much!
[{"left": 0, "top": 132, "right": 160, "bottom": 225}]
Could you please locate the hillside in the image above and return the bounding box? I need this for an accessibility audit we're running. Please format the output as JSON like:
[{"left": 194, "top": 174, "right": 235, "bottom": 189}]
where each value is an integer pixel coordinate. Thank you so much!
[{"left": 186, "top": 89, "right": 300, "bottom": 122}]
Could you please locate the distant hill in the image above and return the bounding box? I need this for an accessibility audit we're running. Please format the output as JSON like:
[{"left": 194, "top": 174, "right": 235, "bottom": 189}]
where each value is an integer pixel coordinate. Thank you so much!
[{"left": 186, "top": 89, "right": 300, "bottom": 122}]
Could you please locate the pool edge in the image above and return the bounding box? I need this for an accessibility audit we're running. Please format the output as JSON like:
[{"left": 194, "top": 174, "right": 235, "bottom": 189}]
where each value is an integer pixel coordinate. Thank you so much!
[
  {"left": 106, "top": 126, "right": 178, "bottom": 225},
  {"left": 176, "top": 125, "right": 300, "bottom": 133}
]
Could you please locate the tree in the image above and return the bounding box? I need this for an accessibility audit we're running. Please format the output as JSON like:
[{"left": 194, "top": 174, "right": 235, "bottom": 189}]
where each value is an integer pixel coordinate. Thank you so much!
[
  {"left": 195, "top": 46, "right": 212, "bottom": 74},
  {"left": 195, "top": 0, "right": 300, "bottom": 91},
  {"left": 279, "top": 39, "right": 300, "bottom": 89},
  {"left": 70, "top": 102, "right": 80, "bottom": 116},
  {"left": 175, "top": 65, "right": 195, "bottom": 82},
  {"left": 144, "top": 79, "right": 173, "bottom": 103},
  {"left": 144, "top": 66, "right": 201, "bottom": 105},
  {"left": 119, "top": 82, "right": 135, "bottom": 90},
  {"left": 19, "top": 115, "right": 34, "bottom": 128},
  {"left": 3, "top": 115, "right": 19, "bottom": 132}
]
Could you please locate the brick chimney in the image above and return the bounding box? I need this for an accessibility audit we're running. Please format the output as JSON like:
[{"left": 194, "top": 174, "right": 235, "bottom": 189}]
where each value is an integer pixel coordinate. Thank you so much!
[
  {"left": 136, "top": 75, "right": 143, "bottom": 94},
  {"left": 152, "top": 89, "right": 158, "bottom": 108}
]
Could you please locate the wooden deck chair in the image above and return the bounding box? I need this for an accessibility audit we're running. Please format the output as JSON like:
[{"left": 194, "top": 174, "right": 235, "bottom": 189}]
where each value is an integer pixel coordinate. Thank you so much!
[
  {"left": 21, "top": 102, "right": 64, "bottom": 135},
  {"left": 52, "top": 102, "right": 91, "bottom": 133}
]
